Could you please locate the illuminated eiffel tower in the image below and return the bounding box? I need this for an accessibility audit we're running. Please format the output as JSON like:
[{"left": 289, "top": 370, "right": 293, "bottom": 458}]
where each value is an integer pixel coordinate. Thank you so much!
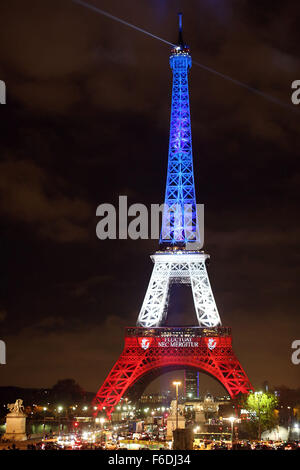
[{"left": 94, "top": 14, "right": 252, "bottom": 417}]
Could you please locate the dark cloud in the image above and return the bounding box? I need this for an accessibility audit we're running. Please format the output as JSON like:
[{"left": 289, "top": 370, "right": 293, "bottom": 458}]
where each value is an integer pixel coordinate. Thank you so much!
[
  {"left": 68, "top": 275, "right": 113, "bottom": 297},
  {"left": 0, "top": 315, "right": 128, "bottom": 390},
  {"left": 0, "top": 158, "right": 92, "bottom": 242},
  {"left": 0, "top": 310, "right": 7, "bottom": 323}
]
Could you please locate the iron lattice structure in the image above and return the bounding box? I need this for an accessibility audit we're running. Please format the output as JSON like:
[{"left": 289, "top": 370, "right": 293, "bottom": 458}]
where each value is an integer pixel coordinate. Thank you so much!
[
  {"left": 160, "top": 41, "right": 199, "bottom": 245},
  {"left": 94, "top": 328, "right": 252, "bottom": 418},
  {"left": 137, "top": 251, "right": 221, "bottom": 327},
  {"left": 94, "top": 16, "right": 253, "bottom": 417}
]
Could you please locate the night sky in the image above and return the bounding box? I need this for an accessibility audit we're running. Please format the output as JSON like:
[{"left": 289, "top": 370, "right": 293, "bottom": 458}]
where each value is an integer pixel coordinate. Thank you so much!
[{"left": 0, "top": 0, "right": 299, "bottom": 395}]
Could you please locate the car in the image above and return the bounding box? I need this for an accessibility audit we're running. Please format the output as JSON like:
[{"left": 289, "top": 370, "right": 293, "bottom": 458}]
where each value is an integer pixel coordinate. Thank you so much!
[
  {"left": 284, "top": 442, "right": 297, "bottom": 450},
  {"left": 254, "top": 444, "right": 272, "bottom": 450}
]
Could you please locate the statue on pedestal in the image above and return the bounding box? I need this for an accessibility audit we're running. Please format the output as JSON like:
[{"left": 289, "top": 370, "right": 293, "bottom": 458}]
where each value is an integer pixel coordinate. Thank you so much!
[
  {"left": 3, "top": 399, "right": 27, "bottom": 441},
  {"left": 7, "top": 399, "right": 25, "bottom": 415}
]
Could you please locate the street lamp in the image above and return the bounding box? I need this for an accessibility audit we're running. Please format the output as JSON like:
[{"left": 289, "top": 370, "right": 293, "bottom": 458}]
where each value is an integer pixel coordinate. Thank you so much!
[
  {"left": 57, "top": 406, "right": 63, "bottom": 435},
  {"left": 172, "top": 381, "right": 182, "bottom": 429},
  {"left": 42, "top": 407, "right": 47, "bottom": 439},
  {"left": 228, "top": 416, "right": 236, "bottom": 447}
]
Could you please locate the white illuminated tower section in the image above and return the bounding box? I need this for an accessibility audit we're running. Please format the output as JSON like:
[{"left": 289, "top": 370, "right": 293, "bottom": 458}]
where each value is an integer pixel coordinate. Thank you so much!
[{"left": 137, "top": 15, "right": 221, "bottom": 328}]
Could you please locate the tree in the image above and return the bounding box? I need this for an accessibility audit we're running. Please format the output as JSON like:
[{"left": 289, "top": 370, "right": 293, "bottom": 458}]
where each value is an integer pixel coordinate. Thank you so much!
[{"left": 243, "top": 391, "right": 278, "bottom": 440}]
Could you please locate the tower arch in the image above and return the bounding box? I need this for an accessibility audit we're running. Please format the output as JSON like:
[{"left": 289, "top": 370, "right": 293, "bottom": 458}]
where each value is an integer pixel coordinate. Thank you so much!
[{"left": 94, "top": 327, "right": 252, "bottom": 417}]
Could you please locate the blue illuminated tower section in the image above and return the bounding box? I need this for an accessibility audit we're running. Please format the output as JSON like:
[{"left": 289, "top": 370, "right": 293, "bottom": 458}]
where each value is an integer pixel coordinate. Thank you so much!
[{"left": 160, "top": 14, "right": 200, "bottom": 246}]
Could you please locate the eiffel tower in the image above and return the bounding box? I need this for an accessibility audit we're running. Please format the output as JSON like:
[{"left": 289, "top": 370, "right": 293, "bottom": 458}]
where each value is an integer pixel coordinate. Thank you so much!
[{"left": 94, "top": 14, "right": 252, "bottom": 418}]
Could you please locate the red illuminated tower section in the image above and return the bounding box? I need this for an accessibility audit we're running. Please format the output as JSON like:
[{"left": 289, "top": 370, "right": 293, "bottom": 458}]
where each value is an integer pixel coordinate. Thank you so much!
[{"left": 94, "top": 15, "right": 252, "bottom": 418}]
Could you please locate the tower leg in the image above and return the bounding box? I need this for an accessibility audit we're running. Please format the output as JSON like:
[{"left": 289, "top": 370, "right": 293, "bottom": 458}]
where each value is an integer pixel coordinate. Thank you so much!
[
  {"left": 190, "top": 259, "right": 221, "bottom": 327},
  {"left": 137, "top": 258, "right": 171, "bottom": 327}
]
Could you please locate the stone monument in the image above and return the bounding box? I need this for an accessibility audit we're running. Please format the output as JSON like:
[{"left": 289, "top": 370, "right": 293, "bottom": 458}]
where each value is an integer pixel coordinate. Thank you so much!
[
  {"left": 3, "top": 399, "right": 27, "bottom": 441},
  {"left": 166, "top": 401, "right": 185, "bottom": 439}
]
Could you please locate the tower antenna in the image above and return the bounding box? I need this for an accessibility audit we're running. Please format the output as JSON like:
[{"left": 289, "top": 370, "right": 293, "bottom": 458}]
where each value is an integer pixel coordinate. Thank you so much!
[{"left": 178, "top": 12, "right": 184, "bottom": 47}]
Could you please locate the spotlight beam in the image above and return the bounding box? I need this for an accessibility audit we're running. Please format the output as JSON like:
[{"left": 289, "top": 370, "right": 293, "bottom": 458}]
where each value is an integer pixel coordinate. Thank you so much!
[{"left": 72, "top": 0, "right": 299, "bottom": 114}]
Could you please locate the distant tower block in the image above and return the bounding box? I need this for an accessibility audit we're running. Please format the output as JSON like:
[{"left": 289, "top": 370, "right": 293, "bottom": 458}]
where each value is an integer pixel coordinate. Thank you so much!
[
  {"left": 94, "top": 14, "right": 252, "bottom": 418},
  {"left": 185, "top": 370, "right": 200, "bottom": 399}
]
